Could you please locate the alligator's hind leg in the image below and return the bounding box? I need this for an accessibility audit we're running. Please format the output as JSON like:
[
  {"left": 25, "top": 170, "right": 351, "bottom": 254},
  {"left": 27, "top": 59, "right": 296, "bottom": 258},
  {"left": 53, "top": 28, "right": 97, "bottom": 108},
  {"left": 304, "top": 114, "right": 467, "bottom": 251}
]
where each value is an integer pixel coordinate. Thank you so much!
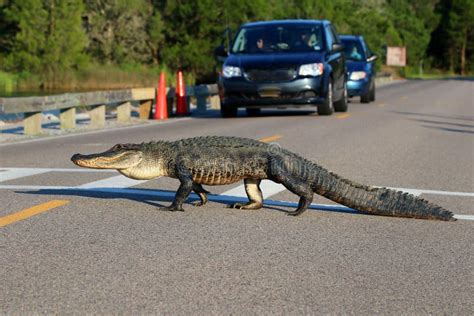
[
  {"left": 228, "top": 179, "right": 264, "bottom": 210},
  {"left": 192, "top": 183, "right": 210, "bottom": 207},
  {"left": 271, "top": 173, "right": 313, "bottom": 216}
]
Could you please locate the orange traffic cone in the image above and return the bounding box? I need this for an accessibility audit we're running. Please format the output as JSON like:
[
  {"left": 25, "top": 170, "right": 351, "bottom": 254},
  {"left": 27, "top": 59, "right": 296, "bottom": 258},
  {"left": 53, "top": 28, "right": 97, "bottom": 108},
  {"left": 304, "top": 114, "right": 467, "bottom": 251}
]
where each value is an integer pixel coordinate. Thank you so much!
[
  {"left": 154, "top": 72, "right": 168, "bottom": 120},
  {"left": 175, "top": 70, "right": 188, "bottom": 116}
]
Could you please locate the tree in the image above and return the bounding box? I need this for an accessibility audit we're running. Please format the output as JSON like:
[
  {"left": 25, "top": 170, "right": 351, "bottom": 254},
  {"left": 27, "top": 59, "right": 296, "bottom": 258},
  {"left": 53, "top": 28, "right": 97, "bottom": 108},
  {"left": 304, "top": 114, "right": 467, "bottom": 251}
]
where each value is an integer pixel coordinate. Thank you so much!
[
  {"left": 83, "top": 0, "right": 153, "bottom": 64},
  {"left": 4, "top": 0, "right": 87, "bottom": 76}
]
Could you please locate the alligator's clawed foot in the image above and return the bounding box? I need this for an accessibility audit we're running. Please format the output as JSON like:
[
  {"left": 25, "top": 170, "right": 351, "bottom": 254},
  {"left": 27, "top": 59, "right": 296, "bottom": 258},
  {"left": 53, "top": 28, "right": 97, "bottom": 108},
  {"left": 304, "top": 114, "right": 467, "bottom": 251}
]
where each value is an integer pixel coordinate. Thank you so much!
[
  {"left": 192, "top": 201, "right": 206, "bottom": 207},
  {"left": 227, "top": 203, "right": 244, "bottom": 209},
  {"left": 161, "top": 205, "right": 185, "bottom": 212},
  {"left": 286, "top": 209, "right": 305, "bottom": 216}
]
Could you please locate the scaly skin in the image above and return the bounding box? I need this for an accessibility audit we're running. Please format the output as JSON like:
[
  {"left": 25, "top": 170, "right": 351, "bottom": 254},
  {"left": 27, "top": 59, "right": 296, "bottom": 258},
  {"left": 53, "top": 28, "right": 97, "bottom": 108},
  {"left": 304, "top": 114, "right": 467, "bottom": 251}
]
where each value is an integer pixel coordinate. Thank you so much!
[{"left": 71, "top": 136, "right": 455, "bottom": 221}]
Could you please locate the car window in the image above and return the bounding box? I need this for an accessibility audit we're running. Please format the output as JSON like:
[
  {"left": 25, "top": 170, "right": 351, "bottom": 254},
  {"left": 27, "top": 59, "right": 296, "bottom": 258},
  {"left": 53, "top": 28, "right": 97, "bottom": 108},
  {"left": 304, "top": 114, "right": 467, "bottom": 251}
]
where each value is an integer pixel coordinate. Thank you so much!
[
  {"left": 231, "top": 24, "right": 325, "bottom": 54},
  {"left": 341, "top": 40, "right": 365, "bottom": 61},
  {"left": 330, "top": 25, "right": 341, "bottom": 44},
  {"left": 360, "top": 38, "right": 373, "bottom": 57}
]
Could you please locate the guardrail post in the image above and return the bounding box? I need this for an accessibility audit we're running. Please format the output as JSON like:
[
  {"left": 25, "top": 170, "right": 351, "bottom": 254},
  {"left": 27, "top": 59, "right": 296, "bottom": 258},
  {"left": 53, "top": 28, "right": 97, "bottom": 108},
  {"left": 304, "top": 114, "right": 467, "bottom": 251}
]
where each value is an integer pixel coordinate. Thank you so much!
[
  {"left": 208, "top": 85, "right": 220, "bottom": 109},
  {"left": 139, "top": 100, "right": 152, "bottom": 120},
  {"left": 24, "top": 111, "right": 42, "bottom": 135},
  {"left": 194, "top": 85, "right": 209, "bottom": 113},
  {"left": 89, "top": 104, "right": 106, "bottom": 128},
  {"left": 117, "top": 101, "right": 131, "bottom": 123},
  {"left": 210, "top": 95, "right": 220, "bottom": 109},
  {"left": 60, "top": 107, "right": 76, "bottom": 130}
]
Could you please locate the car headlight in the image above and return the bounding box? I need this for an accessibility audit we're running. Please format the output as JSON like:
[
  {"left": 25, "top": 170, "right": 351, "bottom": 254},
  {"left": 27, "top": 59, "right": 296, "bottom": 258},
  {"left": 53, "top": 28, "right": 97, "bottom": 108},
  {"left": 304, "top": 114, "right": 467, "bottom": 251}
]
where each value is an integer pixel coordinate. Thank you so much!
[
  {"left": 350, "top": 71, "right": 367, "bottom": 80},
  {"left": 223, "top": 66, "right": 242, "bottom": 78},
  {"left": 298, "top": 63, "right": 324, "bottom": 76}
]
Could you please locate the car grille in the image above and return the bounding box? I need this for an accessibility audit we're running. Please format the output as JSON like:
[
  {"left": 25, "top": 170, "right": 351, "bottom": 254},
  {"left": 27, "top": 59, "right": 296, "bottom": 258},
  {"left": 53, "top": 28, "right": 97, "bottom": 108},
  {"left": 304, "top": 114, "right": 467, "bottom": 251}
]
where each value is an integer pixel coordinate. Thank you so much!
[{"left": 243, "top": 68, "right": 297, "bottom": 82}]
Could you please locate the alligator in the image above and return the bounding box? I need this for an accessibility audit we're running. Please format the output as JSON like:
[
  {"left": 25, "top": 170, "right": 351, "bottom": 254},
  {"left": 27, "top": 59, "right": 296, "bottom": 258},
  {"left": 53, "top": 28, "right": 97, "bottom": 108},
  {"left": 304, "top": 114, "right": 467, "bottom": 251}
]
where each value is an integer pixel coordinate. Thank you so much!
[{"left": 71, "top": 136, "right": 455, "bottom": 221}]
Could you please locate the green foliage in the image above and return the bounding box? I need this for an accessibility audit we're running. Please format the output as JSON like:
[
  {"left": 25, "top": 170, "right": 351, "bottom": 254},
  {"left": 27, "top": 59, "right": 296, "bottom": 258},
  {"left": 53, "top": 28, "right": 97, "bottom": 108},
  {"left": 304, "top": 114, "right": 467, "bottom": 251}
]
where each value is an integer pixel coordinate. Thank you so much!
[{"left": 4, "top": 0, "right": 88, "bottom": 76}]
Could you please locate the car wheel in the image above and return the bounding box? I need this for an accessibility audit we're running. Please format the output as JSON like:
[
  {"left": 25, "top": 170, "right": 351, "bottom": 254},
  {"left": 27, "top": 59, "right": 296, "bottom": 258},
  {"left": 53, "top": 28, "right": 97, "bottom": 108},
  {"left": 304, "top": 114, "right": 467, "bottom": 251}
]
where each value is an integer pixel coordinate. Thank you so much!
[
  {"left": 246, "top": 108, "right": 261, "bottom": 116},
  {"left": 334, "top": 82, "right": 348, "bottom": 112},
  {"left": 370, "top": 81, "right": 376, "bottom": 101},
  {"left": 318, "top": 80, "right": 334, "bottom": 116},
  {"left": 220, "top": 105, "right": 237, "bottom": 118},
  {"left": 361, "top": 80, "right": 372, "bottom": 103}
]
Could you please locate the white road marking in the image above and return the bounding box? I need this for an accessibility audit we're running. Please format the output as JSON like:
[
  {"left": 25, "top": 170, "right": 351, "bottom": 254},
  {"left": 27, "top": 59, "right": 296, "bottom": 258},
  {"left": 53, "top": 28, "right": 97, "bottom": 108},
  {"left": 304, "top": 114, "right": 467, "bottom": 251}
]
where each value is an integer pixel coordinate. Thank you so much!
[
  {"left": 78, "top": 175, "right": 148, "bottom": 188},
  {"left": 387, "top": 187, "right": 474, "bottom": 197},
  {"left": 0, "top": 168, "right": 50, "bottom": 183},
  {"left": 0, "top": 185, "right": 472, "bottom": 221},
  {"left": 453, "top": 214, "right": 474, "bottom": 221},
  {"left": 1, "top": 167, "right": 115, "bottom": 173},
  {"left": 223, "top": 180, "right": 474, "bottom": 198}
]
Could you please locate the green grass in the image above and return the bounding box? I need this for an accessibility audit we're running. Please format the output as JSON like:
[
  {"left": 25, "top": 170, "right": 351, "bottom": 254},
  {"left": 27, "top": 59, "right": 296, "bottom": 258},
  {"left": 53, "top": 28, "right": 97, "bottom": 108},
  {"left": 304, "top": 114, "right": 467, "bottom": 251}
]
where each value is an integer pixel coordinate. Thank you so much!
[
  {"left": 0, "top": 71, "right": 17, "bottom": 93},
  {"left": 1, "top": 63, "right": 197, "bottom": 95}
]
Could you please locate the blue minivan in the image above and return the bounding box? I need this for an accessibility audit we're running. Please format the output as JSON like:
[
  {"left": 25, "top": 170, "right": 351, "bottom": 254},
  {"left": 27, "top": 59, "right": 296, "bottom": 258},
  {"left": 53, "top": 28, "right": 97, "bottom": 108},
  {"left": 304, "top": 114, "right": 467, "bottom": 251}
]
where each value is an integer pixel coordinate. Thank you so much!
[{"left": 340, "top": 35, "right": 377, "bottom": 103}]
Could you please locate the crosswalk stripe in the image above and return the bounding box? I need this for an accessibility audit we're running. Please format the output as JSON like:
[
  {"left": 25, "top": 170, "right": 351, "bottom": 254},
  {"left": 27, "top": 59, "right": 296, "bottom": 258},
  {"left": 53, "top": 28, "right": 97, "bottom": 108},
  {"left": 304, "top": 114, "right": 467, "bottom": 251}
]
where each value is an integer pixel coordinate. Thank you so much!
[
  {"left": 78, "top": 175, "right": 148, "bottom": 188},
  {"left": 0, "top": 168, "right": 50, "bottom": 183}
]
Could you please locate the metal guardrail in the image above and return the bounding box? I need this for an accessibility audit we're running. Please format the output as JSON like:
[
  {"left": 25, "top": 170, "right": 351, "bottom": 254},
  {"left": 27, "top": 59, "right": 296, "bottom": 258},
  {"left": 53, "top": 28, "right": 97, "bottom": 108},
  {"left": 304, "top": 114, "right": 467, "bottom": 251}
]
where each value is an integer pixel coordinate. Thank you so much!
[{"left": 0, "top": 84, "right": 220, "bottom": 135}]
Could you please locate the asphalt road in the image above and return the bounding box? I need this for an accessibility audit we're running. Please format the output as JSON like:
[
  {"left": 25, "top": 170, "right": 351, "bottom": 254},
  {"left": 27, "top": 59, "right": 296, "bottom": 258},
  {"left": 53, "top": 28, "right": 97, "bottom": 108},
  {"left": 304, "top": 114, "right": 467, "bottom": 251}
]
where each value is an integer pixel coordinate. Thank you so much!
[{"left": 1, "top": 79, "right": 473, "bottom": 314}]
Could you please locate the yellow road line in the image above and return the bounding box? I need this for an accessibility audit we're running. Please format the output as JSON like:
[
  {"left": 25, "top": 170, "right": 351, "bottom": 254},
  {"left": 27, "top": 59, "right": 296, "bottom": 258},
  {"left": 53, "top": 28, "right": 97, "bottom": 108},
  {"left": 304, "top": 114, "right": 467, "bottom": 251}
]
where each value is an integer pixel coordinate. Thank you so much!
[
  {"left": 259, "top": 135, "right": 282, "bottom": 143},
  {"left": 377, "top": 103, "right": 386, "bottom": 107},
  {"left": 400, "top": 96, "right": 408, "bottom": 100},
  {"left": 0, "top": 200, "right": 70, "bottom": 228},
  {"left": 335, "top": 113, "right": 351, "bottom": 119}
]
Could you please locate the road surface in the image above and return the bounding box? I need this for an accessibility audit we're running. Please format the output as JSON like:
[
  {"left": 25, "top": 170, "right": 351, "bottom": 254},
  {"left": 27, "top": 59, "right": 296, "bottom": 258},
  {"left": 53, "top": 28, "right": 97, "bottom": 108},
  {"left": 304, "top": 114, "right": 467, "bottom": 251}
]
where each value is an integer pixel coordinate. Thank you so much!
[{"left": 1, "top": 79, "right": 473, "bottom": 314}]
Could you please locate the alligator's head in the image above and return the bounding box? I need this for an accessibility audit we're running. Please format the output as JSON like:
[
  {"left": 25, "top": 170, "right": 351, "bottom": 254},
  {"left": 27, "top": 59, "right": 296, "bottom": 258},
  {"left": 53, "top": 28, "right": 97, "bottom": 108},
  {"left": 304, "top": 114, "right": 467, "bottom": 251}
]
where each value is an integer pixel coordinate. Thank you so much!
[{"left": 71, "top": 143, "right": 143, "bottom": 170}]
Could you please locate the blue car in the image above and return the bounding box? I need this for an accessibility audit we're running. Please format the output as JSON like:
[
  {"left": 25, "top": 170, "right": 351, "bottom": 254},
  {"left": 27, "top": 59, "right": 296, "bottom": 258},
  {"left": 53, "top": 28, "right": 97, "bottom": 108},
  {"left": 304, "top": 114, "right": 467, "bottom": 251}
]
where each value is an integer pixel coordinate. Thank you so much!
[{"left": 340, "top": 35, "right": 377, "bottom": 103}]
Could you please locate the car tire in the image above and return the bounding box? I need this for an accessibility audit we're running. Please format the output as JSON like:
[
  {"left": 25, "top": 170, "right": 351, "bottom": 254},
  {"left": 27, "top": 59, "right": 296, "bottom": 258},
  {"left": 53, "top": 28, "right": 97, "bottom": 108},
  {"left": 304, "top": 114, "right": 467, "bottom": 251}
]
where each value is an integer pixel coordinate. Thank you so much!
[
  {"left": 334, "top": 82, "right": 348, "bottom": 112},
  {"left": 370, "top": 81, "right": 376, "bottom": 101},
  {"left": 361, "top": 80, "right": 373, "bottom": 103},
  {"left": 246, "top": 108, "right": 261, "bottom": 116},
  {"left": 220, "top": 105, "right": 237, "bottom": 118},
  {"left": 318, "top": 80, "right": 334, "bottom": 116}
]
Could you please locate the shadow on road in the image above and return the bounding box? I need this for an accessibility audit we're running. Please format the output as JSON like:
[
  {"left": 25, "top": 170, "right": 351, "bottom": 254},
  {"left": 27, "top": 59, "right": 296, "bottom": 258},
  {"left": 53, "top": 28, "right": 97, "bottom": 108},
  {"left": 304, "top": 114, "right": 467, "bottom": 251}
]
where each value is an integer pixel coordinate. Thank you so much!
[
  {"left": 191, "top": 108, "right": 319, "bottom": 119},
  {"left": 393, "top": 111, "right": 474, "bottom": 134},
  {"left": 17, "top": 187, "right": 359, "bottom": 216},
  {"left": 391, "top": 110, "right": 474, "bottom": 122},
  {"left": 408, "top": 76, "right": 474, "bottom": 82}
]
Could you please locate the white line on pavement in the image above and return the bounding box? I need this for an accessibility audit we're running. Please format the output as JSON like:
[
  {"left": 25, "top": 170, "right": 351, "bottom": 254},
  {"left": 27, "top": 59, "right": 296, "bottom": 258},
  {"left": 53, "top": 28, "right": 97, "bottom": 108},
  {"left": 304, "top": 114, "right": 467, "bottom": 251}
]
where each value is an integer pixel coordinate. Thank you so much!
[
  {"left": 387, "top": 187, "right": 474, "bottom": 197},
  {"left": 0, "top": 168, "right": 50, "bottom": 183},
  {"left": 1, "top": 167, "right": 115, "bottom": 173},
  {"left": 0, "top": 185, "right": 472, "bottom": 221},
  {"left": 78, "top": 175, "right": 148, "bottom": 188}
]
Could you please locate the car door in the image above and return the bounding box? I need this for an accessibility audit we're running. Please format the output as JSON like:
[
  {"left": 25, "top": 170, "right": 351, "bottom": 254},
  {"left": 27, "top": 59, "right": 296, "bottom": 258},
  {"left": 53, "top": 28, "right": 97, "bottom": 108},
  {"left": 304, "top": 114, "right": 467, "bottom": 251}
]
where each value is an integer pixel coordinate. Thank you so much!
[
  {"left": 361, "top": 37, "right": 376, "bottom": 78},
  {"left": 325, "top": 24, "right": 345, "bottom": 100}
]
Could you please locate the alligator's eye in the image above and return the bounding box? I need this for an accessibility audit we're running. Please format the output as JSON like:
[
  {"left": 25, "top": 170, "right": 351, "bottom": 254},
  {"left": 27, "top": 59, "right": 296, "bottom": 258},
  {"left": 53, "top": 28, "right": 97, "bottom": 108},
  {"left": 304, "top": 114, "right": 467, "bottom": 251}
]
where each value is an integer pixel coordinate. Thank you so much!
[{"left": 111, "top": 144, "right": 124, "bottom": 150}]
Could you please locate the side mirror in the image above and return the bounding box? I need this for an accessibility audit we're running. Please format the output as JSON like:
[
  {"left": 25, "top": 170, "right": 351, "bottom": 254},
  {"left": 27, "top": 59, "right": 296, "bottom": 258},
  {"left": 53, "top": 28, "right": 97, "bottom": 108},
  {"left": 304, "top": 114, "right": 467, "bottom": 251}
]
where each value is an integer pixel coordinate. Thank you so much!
[
  {"left": 367, "top": 55, "right": 378, "bottom": 62},
  {"left": 214, "top": 44, "right": 228, "bottom": 62},
  {"left": 332, "top": 43, "right": 343, "bottom": 52}
]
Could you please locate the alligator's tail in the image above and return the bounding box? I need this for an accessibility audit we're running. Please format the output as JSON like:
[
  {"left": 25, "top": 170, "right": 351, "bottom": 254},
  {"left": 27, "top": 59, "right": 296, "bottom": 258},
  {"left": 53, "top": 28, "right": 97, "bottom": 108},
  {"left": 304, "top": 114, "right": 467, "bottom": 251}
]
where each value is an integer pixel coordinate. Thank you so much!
[{"left": 307, "top": 163, "right": 455, "bottom": 221}]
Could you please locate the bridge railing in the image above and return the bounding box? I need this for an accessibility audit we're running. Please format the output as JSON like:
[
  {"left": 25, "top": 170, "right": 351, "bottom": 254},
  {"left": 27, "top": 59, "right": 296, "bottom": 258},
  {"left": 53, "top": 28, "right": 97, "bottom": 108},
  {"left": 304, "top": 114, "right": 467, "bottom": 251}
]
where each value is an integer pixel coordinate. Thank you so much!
[{"left": 0, "top": 84, "right": 220, "bottom": 135}]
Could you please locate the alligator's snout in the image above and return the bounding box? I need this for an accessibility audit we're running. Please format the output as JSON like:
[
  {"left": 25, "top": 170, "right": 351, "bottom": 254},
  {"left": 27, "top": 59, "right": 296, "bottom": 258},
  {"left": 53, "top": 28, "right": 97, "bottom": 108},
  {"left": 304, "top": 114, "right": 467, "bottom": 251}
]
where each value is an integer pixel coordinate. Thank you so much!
[{"left": 71, "top": 153, "right": 82, "bottom": 163}]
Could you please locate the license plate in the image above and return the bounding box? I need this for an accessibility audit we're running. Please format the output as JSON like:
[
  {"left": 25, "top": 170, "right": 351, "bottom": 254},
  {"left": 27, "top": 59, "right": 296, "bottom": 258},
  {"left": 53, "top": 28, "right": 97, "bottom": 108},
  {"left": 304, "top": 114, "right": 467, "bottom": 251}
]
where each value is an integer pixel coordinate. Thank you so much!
[{"left": 258, "top": 88, "right": 281, "bottom": 98}]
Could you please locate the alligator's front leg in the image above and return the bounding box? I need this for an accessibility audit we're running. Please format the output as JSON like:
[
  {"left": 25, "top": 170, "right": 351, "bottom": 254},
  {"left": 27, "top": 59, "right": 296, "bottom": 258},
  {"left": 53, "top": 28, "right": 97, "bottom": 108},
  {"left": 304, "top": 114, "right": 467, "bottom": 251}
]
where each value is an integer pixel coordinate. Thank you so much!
[{"left": 162, "top": 168, "right": 194, "bottom": 212}]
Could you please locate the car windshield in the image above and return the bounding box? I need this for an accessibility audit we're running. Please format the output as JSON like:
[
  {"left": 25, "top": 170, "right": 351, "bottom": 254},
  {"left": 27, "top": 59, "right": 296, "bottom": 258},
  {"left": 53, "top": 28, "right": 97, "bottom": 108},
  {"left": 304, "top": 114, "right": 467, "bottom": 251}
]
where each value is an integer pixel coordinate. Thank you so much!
[
  {"left": 231, "top": 24, "right": 325, "bottom": 54},
  {"left": 341, "top": 39, "right": 365, "bottom": 61}
]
